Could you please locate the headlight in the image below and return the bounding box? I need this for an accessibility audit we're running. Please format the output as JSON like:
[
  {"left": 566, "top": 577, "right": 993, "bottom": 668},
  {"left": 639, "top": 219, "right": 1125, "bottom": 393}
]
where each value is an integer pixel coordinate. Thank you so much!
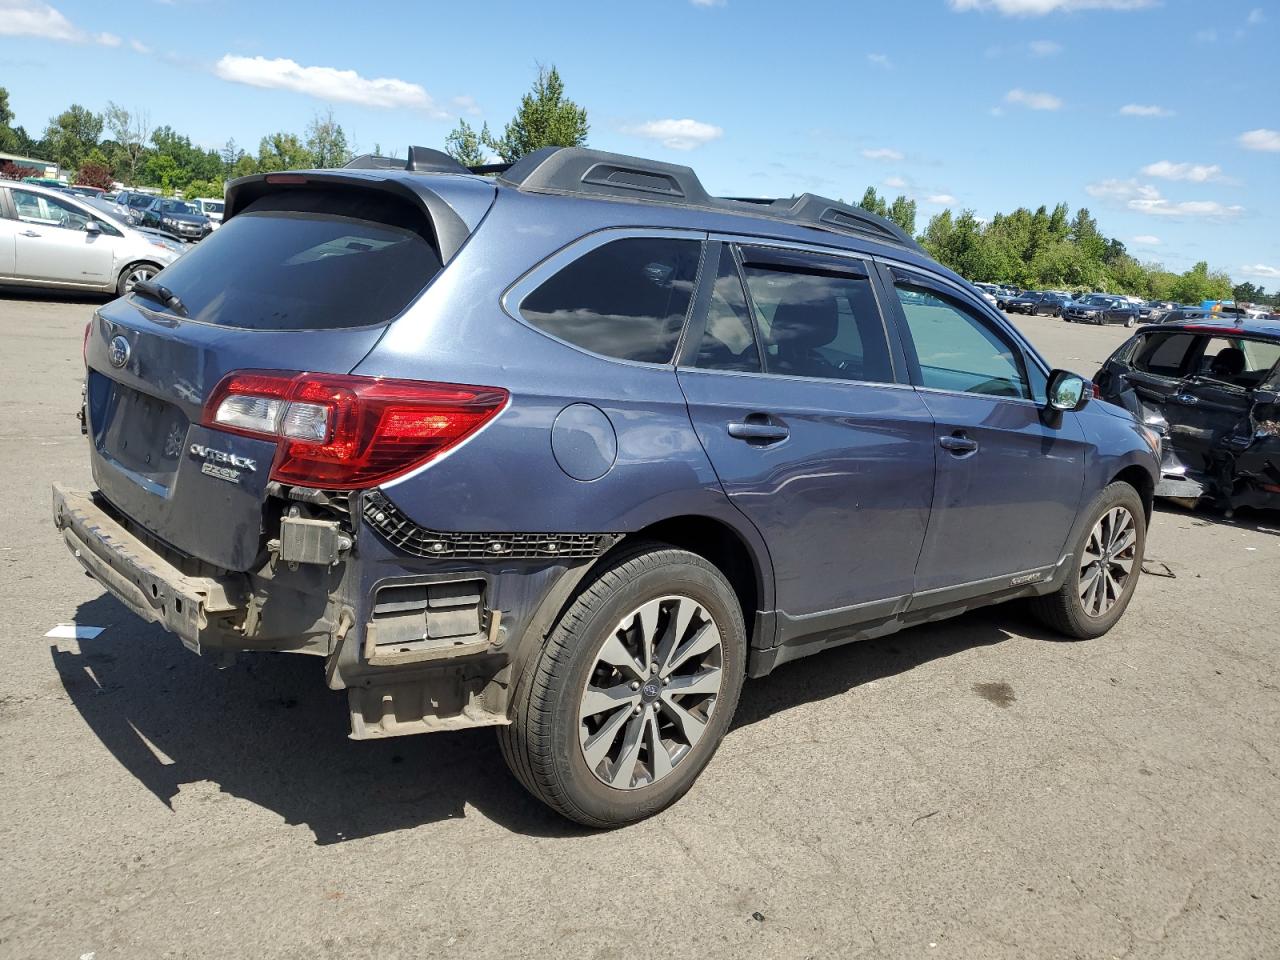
[{"left": 162, "top": 217, "right": 177, "bottom": 226}]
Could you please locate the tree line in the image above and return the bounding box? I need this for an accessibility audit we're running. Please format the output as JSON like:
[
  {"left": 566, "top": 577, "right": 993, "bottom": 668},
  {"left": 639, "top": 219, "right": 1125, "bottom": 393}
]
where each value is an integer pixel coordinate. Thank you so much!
[{"left": 1, "top": 72, "right": 1266, "bottom": 305}]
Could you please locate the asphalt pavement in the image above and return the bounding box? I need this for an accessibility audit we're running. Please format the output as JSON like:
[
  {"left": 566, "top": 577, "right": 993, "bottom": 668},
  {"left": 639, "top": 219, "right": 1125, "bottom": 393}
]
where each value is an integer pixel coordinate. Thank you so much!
[{"left": 1, "top": 293, "right": 1277, "bottom": 960}]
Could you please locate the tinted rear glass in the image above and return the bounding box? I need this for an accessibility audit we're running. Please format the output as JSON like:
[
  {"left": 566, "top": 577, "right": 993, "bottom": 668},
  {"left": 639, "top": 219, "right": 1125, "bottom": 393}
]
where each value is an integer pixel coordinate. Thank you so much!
[
  {"left": 1134, "top": 332, "right": 1196, "bottom": 376},
  {"left": 520, "top": 236, "right": 701, "bottom": 363},
  {"left": 145, "top": 191, "right": 443, "bottom": 330}
]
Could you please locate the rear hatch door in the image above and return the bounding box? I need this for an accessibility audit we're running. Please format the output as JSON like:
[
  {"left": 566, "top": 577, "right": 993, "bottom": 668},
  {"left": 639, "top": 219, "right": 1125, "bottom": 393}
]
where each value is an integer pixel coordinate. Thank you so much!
[{"left": 85, "top": 174, "right": 487, "bottom": 570}]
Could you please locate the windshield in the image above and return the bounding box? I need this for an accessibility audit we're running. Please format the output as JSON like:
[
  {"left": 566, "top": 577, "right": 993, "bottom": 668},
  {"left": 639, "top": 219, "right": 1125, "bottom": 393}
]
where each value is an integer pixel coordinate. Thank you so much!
[
  {"left": 79, "top": 196, "right": 131, "bottom": 229},
  {"left": 144, "top": 195, "right": 444, "bottom": 330}
]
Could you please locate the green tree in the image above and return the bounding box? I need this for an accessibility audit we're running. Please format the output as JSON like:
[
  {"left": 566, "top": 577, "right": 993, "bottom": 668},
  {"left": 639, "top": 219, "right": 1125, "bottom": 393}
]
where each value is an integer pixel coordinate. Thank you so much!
[
  {"left": 0, "top": 87, "right": 18, "bottom": 153},
  {"left": 183, "top": 177, "right": 225, "bottom": 200},
  {"left": 305, "top": 109, "right": 352, "bottom": 168},
  {"left": 887, "top": 195, "right": 917, "bottom": 235},
  {"left": 1233, "top": 282, "right": 1264, "bottom": 303},
  {"left": 859, "top": 186, "right": 888, "bottom": 218},
  {"left": 41, "top": 104, "right": 103, "bottom": 171},
  {"left": 256, "top": 132, "right": 311, "bottom": 173},
  {"left": 141, "top": 153, "right": 179, "bottom": 191},
  {"left": 919, "top": 209, "right": 955, "bottom": 261},
  {"left": 444, "top": 119, "right": 491, "bottom": 168},
  {"left": 104, "top": 102, "right": 149, "bottom": 185},
  {"left": 484, "top": 65, "right": 588, "bottom": 162}
]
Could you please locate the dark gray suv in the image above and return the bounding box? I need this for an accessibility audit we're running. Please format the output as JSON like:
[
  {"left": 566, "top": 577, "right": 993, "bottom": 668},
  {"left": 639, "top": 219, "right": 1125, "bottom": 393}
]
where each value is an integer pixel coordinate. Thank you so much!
[{"left": 53, "top": 147, "right": 1160, "bottom": 826}]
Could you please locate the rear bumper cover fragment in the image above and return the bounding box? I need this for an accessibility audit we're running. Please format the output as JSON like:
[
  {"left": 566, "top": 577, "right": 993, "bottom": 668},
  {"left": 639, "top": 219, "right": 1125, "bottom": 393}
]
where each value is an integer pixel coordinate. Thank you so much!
[
  {"left": 363, "top": 488, "right": 621, "bottom": 560},
  {"left": 51, "top": 484, "right": 248, "bottom": 653}
]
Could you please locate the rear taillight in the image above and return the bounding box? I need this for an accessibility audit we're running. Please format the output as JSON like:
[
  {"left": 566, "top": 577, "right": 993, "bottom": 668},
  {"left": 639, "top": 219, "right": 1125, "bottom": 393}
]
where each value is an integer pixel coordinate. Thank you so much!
[{"left": 203, "top": 371, "right": 508, "bottom": 489}]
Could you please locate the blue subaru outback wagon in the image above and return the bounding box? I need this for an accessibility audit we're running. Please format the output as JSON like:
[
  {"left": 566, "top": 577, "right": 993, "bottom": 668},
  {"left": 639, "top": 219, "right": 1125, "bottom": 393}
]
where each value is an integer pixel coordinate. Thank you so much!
[{"left": 53, "top": 147, "right": 1160, "bottom": 826}]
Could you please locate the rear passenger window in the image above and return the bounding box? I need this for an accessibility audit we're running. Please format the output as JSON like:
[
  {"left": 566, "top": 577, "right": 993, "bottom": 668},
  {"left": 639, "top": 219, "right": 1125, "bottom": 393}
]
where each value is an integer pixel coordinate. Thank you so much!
[
  {"left": 1133, "top": 333, "right": 1196, "bottom": 377},
  {"left": 740, "top": 261, "right": 894, "bottom": 383},
  {"left": 694, "top": 246, "right": 761, "bottom": 372},
  {"left": 520, "top": 236, "right": 701, "bottom": 364},
  {"left": 1199, "top": 337, "right": 1280, "bottom": 387}
]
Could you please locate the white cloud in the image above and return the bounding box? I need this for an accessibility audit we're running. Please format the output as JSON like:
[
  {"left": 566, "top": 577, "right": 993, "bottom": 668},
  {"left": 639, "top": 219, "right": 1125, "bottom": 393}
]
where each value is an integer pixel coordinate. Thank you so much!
[
  {"left": 1240, "top": 263, "right": 1280, "bottom": 279},
  {"left": 1239, "top": 128, "right": 1280, "bottom": 152},
  {"left": 867, "top": 53, "right": 893, "bottom": 68},
  {"left": 927, "top": 193, "right": 958, "bottom": 205},
  {"left": 625, "top": 118, "right": 723, "bottom": 150},
  {"left": 1005, "top": 88, "right": 1063, "bottom": 110},
  {"left": 1029, "top": 39, "right": 1062, "bottom": 55},
  {"left": 690, "top": 0, "right": 725, "bottom": 6},
  {"left": 450, "top": 95, "right": 481, "bottom": 117},
  {"left": 0, "top": 1, "right": 122, "bottom": 45},
  {"left": 1132, "top": 198, "right": 1244, "bottom": 217},
  {"left": 1086, "top": 178, "right": 1160, "bottom": 201},
  {"left": 1247, "top": 7, "right": 1266, "bottom": 24},
  {"left": 1119, "top": 103, "right": 1174, "bottom": 117},
  {"left": 1086, "top": 179, "right": 1241, "bottom": 218},
  {"left": 1131, "top": 235, "right": 1161, "bottom": 245},
  {"left": 948, "top": 0, "right": 1155, "bottom": 15},
  {"left": 213, "top": 55, "right": 442, "bottom": 113},
  {"left": 129, "top": 38, "right": 151, "bottom": 54},
  {"left": 1140, "top": 160, "right": 1224, "bottom": 183},
  {"left": 861, "top": 147, "right": 905, "bottom": 161},
  {"left": 883, "top": 176, "right": 908, "bottom": 189}
]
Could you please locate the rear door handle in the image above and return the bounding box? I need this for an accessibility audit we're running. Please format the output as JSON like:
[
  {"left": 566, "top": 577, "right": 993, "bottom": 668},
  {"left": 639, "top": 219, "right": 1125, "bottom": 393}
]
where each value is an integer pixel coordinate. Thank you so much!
[
  {"left": 19, "top": 230, "right": 41, "bottom": 238},
  {"left": 728, "top": 422, "right": 790, "bottom": 443},
  {"left": 939, "top": 434, "right": 979, "bottom": 454}
]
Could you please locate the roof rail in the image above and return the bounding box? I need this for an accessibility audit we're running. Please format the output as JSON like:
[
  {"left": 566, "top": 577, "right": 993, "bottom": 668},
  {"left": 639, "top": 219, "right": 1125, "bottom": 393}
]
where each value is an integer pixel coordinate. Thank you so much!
[{"left": 496, "top": 147, "right": 921, "bottom": 251}]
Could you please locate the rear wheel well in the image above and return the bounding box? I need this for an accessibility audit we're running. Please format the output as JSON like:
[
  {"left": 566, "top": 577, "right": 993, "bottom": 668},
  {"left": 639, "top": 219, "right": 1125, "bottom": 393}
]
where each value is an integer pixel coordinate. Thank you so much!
[
  {"left": 610, "top": 516, "right": 761, "bottom": 645},
  {"left": 1111, "top": 465, "right": 1154, "bottom": 521}
]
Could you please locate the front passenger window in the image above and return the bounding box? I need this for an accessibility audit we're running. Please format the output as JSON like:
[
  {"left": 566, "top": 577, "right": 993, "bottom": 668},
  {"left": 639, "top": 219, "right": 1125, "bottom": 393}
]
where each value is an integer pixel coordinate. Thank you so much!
[
  {"left": 740, "top": 262, "right": 894, "bottom": 383},
  {"left": 894, "top": 283, "right": 1029, "bottom": 399}
]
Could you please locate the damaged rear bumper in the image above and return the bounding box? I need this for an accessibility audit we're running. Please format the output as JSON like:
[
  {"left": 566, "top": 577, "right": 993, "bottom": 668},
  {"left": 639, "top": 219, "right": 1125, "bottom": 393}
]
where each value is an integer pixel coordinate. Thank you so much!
[{"left": 52, "top": 483, "right": 248, "bottom": 654}]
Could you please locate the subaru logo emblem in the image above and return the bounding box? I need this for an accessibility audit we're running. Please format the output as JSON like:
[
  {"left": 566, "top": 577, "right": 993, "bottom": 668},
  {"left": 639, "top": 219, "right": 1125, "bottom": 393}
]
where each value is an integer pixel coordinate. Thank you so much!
[{"left": 108, "top": 335, "right": 130, "bottom": 368}]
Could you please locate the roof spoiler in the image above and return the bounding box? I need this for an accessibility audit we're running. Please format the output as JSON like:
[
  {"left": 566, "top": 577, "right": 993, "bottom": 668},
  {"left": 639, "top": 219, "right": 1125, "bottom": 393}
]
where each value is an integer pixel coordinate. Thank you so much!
[{"left": 343, "top": 147, "right": 513, "bottom": 177}]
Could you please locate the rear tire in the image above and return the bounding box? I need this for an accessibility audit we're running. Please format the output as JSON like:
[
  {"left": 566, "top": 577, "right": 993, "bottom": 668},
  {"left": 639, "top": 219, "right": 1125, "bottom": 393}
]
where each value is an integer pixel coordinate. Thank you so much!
[
  {"left": 1029, "top": 482, "right": 1146, "bottom": 639},
  {"left": 499, "top": 544, "right": 747, "bottom": 828}
]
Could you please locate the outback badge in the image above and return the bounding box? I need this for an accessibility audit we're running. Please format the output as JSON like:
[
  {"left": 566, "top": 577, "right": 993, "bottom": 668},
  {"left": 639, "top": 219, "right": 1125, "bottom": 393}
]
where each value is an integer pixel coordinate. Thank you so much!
[{"left": 189, "top": 442, "right": 257, "bottom": 484}]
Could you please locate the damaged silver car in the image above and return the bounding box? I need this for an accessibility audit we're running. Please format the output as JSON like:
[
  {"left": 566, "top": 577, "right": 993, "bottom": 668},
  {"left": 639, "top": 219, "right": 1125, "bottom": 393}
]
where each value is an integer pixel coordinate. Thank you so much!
[{"left": 1095, "top": 317, "right": 1280, "bottom": 515}]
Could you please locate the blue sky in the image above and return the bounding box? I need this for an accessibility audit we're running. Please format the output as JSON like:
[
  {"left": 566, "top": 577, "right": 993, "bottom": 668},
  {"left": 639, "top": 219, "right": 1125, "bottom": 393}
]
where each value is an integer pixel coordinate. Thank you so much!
[{"left": 2, "top": 0, "right": 1277, "bottom": 284}]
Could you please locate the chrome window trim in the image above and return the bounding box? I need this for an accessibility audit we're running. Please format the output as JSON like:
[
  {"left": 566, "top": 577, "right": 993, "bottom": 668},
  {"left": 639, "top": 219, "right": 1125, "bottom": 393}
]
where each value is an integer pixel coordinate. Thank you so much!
[
  {"left": 675, "top": 364, "right": 917, "bottom": 392},
  {"left": 500, "top": 226, "right": 708, "bottom": 369}
]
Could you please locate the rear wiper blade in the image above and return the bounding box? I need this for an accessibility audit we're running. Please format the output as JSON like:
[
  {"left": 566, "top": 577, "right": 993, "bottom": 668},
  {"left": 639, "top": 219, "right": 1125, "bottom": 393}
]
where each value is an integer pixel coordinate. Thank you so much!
[{"left": 131, "top": 279, "right": 188, "bottom": 317}]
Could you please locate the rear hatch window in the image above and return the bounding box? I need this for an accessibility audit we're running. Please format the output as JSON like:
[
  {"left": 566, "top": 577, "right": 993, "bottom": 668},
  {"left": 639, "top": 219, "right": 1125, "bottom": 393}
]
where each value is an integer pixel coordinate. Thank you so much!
[{"left": 148, "top": 187, "right": 443, "bottom": 330}]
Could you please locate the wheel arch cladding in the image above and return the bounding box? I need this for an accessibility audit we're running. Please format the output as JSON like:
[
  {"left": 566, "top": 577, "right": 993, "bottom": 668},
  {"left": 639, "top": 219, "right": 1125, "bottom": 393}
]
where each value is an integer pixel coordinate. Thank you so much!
[
  {"left": 1111, "top": 464, "right": 1155, "bottom": 521},
  {"left": 614, "top": 515, "right": 764, "bottom": 647}
]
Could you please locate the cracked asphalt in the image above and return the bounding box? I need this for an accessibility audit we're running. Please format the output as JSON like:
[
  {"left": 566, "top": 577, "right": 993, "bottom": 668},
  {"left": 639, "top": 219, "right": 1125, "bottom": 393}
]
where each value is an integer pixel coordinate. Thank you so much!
[{"left": 1, "top": 293, "right": 1277, "bottom": 959}]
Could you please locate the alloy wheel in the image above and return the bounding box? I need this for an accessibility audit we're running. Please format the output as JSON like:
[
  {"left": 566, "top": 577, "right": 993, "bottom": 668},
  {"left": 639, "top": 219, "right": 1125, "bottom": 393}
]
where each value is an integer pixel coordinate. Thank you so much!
[
  {"left": 1079, "top": 506, "right": 1138, "bottom": 617},
  {"left": 578, "top": 595, "right": 724, "bottom": 790}
]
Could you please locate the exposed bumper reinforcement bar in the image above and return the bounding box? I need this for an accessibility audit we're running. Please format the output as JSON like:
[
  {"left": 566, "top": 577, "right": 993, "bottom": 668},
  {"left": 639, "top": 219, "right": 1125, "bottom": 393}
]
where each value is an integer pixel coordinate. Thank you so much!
[{"left": 51, "top": 484, "right": 248, "bottom": 654}]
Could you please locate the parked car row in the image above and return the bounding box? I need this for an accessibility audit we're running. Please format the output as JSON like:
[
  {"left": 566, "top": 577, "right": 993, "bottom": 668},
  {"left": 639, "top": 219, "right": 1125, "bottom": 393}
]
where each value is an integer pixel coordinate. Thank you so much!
[
  {"left": 111, "top": 190, "right": 216, "bottom": 242},
  {"left": 0, "top": 181, "right": 185, "bottom": 296}
]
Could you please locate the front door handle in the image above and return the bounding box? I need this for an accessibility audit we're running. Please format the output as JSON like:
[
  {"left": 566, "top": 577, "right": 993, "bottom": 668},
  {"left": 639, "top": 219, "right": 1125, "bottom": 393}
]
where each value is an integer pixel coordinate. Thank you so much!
[
  {"left": 939, "top": 433, "right": 979, "bottom": 454},
  {"left": 19, "top": 230, "right": 41, "bottom": 238},
  {"left": 728, "top": 421, "right": 790, "bottom": 443}
]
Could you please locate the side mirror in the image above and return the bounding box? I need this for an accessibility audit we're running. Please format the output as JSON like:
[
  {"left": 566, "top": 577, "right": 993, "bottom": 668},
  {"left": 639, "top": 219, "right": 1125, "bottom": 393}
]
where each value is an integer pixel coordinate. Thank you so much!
[
  {"left": 84, "top": 220, "right": 101, "bottom": 235},
  {"left": 1047, "top": 369, "right": 1091, "bottom": 412}
]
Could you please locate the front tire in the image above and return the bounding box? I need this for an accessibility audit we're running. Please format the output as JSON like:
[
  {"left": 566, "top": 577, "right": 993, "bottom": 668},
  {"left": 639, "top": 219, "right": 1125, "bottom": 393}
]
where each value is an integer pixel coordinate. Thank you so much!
[
  {"left": 1029, "top": 482, "right": 1146, "bottom": 639},
  {"left": 117, "top": 262, "right": 161, "bottom": 297},
  {"left": 499, "top": 545, "right": 747, "bottom": 827}
]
